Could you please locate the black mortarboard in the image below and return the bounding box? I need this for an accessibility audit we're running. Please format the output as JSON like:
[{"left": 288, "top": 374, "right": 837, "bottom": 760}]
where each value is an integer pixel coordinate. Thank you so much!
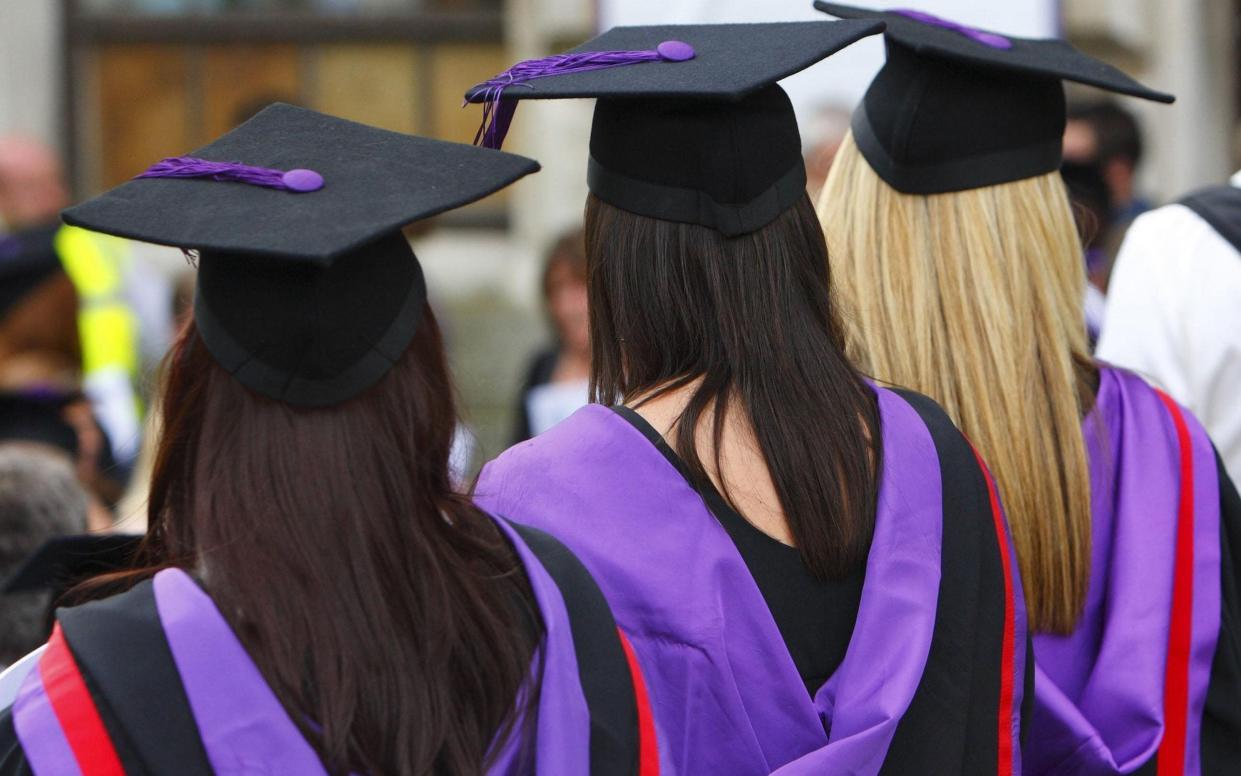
[
  {"left": 814, "top": 3, "right": 1174, "bottom": 194},
  {"left": 0, "top": 391, "right": 79, "bottom": 458},
  {"left": 465, "top": 21, "right": 885, "bottom": 236},
  {"left": 0, "top": 224, "right": 64, "bottom": 321},
  {"left": 61, "top": 104, "right": 539, "bottom": 406},
  {"left": 2, "top": 533, "right": 142, "bottom": 595}
]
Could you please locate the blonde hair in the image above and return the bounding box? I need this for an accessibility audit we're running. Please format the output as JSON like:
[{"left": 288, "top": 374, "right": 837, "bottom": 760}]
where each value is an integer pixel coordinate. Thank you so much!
[{"left": 818, "top": 132, "right": 1093, "bottom": 634}]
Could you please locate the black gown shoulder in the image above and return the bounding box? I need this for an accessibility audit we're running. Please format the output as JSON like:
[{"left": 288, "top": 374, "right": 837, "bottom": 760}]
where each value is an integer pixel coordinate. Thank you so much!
[
  {"left": 881, "top": 388, "right": 1034, "bottom": 774},
  {"left": 1202, "top": 449, "right": 1241, "bottom": 772}
]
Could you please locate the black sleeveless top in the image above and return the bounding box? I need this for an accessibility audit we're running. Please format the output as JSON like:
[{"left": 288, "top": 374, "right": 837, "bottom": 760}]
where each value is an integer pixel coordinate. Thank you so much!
[{"left": 611, "top": 406, "right": 865, "bottom": 697}]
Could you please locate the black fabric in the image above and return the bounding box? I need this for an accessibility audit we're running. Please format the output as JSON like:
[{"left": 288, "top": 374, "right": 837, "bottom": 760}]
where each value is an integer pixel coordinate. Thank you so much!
[
  {"left": 62, "top": 104, "right": 540, "bottom": 263},
  {"left": 0, "top": 707, "right": 34, "bottom": 776},
  {"left": 1180, "top": 184, "right": 1241, "bottom": 256},
  {"left": 56, "top": 578, "right": 215, "bottom": 776},
  {"left": 0, "top": 224, "right": 63, "bottom": 321},
  {"left": 1201, "top": 450, "right": 1241, "bottom": 772},
  {"left": 816, "top": 3, "right": 1173, "bottom": 194},
  {"left": 587, "top": 84, "right": 806, "bottom": 235},
  {"left": 464, "top": 22, "right": 881, "bottom": 235},
  {"left": 881, "top": 389, "right": 1014, "bottom": 774},
  {"left": 0, "top": 393, "right": 79, "bottom": 459},
  {"left": 586, "top": 135, "right": 807, "bottom": 236},
  {"left": 503, "top": 519, "right": 640, "bottom": 776},
  {"left": 609, "top": 405, "right": 862, "bottom": 699},
  {"left": 194, "top": 233, "right": 426, "bottom": 407},
  {"left": 2, "top": 533, "right": 141, "bottom": 595},
  {"left": 511, "top": 348, "right": 559, "bottom": 445}
]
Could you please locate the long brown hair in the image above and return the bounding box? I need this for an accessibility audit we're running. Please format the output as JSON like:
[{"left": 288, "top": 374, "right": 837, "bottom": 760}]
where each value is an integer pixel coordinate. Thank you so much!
[
  {"left": 130, "top": 308, "right": 539, "bottom": 774},
  {"left": 818, "top": 133, "right": 1094, "bottom": 634},
  {"left": 585, "top": 193, "right": 881, "bottom": 579}
]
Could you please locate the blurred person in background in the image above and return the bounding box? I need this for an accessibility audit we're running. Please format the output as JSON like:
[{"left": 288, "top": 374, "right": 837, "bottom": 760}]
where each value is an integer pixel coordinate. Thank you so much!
[
  {"left": 1062, "top": 100, "right": 1150, "bottom": 285},
  {"left": 0, "top": 220, "right": 126, "bottom": 517},
  {"left": 1098, "top": 169, "right": 1241, "bottom": 486},
  {"left": 510, "top": 228, "right": 591, "bottom": 444},
  {"left": 0, "top": 392, "right": 116, "bottom": 530},
  {"left": 0, "top": 444, "right": 89, "bottom": 670},
  {"left": 816, "top": 6, "right": 1239, "bottom": 772},
  {"left": 0, "top": 134, "right": 169, "bottom": 478},
  {"left": 1060, "top": 159, "right": 1114, "bottom": 343}
]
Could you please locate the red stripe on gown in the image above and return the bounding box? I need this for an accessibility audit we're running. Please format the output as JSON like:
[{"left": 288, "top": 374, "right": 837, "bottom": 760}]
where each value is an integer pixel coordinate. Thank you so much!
[
  {"left": 617, "top": 628, "right": 660, "bottom": 776},
  {"left": 1154, "top": 391, "right": 1195, "bottom": 776},
  {"left": 38, "top": 625, "right": 126, "bottom": 776},
  {"left": 971, "top": 447, "right": 1015, "bottom": 776}
]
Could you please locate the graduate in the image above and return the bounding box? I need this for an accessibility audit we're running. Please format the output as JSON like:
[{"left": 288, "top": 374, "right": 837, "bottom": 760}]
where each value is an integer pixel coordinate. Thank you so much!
[
  {"left": 467, "top": 22, "right": 1029, "bottom": 774},
  {"left": 0, "top": 104, "right": 659, "bottom": 775},
  {"left": 813, "top": 5, "right": 1241, "bottom": 773}
]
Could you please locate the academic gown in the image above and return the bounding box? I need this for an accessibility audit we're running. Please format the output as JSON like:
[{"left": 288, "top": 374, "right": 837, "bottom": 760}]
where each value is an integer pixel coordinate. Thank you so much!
[
  {"left": 1024, "top": 366, "right": 1241, "bottom": 775},
  {"left": 475, "top": 386, "right": 1030, "bottom": 775},
  {"left": 0, "top": 516, "right": 660, "bottom": 776}
]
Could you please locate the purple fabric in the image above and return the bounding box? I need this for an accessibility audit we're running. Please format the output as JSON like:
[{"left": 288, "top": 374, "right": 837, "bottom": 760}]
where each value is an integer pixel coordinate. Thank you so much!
[
  {"left": 475, "top": 388, "right": 948, "bottom": 774},
  {"left": 1026, "top": 367, "right": 1222, "bottom": 775},
  {"left": 135, "top": 156, "right": 324, "bottom": 193},
  {"left": 12, "top": 661, "right": 83, "bottom": 776},
  {"left": 486, "top": 518, "right": 593, "bottom": 774},
  {"left": 892, "top": 9, "right": 1013, "bottom": 49},
  {"left": 154, "top": 569, "right": 330, "bottom": 775},
  {"left": 471, "top": 44, "right": 694, "bottom": 149}
]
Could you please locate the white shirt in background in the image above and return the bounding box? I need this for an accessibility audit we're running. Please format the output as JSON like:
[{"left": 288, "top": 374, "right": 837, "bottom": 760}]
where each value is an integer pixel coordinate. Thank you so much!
[{"left": 1097, "top": 171, "right": 1241, "bottom": 484}]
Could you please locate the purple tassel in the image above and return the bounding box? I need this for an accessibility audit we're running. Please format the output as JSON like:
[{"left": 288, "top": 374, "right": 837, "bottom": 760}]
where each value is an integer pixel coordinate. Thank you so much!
[
  {"left": 135, "top": 157, "right": 325, "bottom": 193},
  {"left": 469, "top": 40, "right": 696, "bottom": 150},
  {"left": 892, "top": 9, "right": 1013, "bottom": 50}
]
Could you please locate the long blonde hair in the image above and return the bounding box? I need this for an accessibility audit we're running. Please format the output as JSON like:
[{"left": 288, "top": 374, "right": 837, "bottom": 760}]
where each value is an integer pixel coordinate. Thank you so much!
[{"left": 818, "top": 132, "right": 1093, "bottom": 634}]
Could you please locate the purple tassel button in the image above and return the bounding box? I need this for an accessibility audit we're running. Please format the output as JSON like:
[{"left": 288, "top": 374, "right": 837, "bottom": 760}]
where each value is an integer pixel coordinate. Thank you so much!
[
  {"left": 281, "top": 169, "right": 325, "bottom": 193},
  {"left": 656, "top": 41, "right": 696, "bottom": 62}
]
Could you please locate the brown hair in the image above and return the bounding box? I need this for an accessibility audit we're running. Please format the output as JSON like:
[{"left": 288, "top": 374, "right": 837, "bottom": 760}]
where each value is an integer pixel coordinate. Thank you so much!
[
  {"left": 119, "top": 307, "right": 540, "bottom": 774},
  {"left": 585, "top": 193, "right": 881, "bottom": 579}
]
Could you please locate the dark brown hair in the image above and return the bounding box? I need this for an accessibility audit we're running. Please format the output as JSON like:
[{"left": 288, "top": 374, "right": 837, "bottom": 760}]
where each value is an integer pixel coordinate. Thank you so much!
[
  {"left": 129, "top": 307, "right": 540, "bottom": 774},
  {"left": 585, "top": 193, "right": 881, "bottom": 579}
]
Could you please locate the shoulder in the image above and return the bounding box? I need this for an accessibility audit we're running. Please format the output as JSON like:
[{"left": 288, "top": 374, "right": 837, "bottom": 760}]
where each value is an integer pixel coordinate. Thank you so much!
[
  {"left": 874, "top": 385, "right": 977, "bottom": 469},
  {"left": 1121, "top": 201, "right": 1239, "bottom": 268}
]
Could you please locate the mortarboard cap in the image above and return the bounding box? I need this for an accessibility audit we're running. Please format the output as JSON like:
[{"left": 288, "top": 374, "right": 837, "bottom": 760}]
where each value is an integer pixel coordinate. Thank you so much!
[
  {"left": 0, "top": 224, "right": 65, "bottom": 321},
  {"left": 62, "top": 104, "right": 540, "bottom": 407},
  {"left": 814, "top": 3, "right": 1174, "bottom": 194},
  {"left": 2, "top": 533, "right": 142, "bottom": 596},
  {"left": 465, "top": 21, "right": 885, "bottom": 236}
]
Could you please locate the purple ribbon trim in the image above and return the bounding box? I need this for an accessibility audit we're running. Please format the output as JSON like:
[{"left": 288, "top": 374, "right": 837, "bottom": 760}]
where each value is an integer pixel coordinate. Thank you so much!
[
  {"left": 135, "top": 156, "right": 324, "bottom": 193},
  {"left": 470, "top": 41, "right": 696, "bottom": 150},
  {"left": 892, "top": 9, "right": 1013, "bottom": 50}
]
